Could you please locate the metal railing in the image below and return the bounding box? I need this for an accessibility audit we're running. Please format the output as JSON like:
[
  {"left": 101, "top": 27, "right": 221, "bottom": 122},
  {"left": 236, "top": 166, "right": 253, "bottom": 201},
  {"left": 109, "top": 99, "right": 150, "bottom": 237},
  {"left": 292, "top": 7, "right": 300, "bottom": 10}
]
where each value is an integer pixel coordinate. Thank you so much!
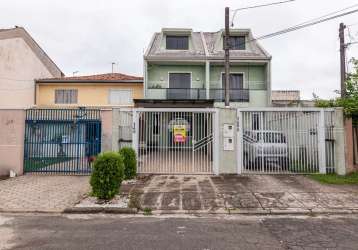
[
  {"left": 166, "top": 88, "right": 206, "bottom": 100},
  {"left": 238, "top": 109, "right": 336, "bottom": 174},
  {"left": 24, "top": 108, "right": 102, "bottom": 174},
  {"left": 210, "top": 88, "right": 249, "bottom": 102},
  {"left": 147, "top": 88, "right": 249, "bottom": 101},
  {"left": 135, "top": 110, "right": 214, "bottom": 174}
]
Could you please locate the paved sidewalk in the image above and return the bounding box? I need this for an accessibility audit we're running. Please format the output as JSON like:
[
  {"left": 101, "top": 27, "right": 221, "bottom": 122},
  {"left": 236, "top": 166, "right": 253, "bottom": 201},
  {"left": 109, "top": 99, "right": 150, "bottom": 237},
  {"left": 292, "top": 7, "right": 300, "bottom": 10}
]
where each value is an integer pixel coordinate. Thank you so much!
[
  {"left": 0, "top": 175, "right": 90, "bottom": 212},
  {"left": 1, "top": 174, "right": 358, "bottom": 214},
  {"left": 122, "top": 175, "right": 358, "bottom": 214}
]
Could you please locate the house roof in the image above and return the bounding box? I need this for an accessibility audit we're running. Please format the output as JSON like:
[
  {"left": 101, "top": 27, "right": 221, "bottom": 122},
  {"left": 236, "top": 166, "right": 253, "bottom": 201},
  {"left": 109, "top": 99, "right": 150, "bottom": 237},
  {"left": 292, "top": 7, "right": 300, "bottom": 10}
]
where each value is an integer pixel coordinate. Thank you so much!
[
  {"left": 145, "top": 28, "right": 271, "bottom": 61},
  {"left": 36, "top": 73, "right": 143, "bottom": 83},
  {"left": 0, "top": 26, "right": 64, "bottom": 77}
]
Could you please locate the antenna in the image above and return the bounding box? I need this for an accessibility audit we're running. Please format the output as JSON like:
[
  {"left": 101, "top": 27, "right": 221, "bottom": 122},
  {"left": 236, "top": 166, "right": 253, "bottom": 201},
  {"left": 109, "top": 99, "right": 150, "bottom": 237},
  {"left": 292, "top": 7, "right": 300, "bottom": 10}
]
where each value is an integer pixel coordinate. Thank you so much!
[{"left": 111, "top": 62, "right": 119, "bottom": 73}]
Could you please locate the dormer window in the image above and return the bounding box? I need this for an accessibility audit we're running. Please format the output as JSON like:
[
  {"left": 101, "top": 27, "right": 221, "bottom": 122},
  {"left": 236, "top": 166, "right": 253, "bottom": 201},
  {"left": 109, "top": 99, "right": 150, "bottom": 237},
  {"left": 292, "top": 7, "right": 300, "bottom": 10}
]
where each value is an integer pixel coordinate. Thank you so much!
[
  {"left": 166, "top": 36, "right": 189, "bottom": 50},
  {"left": 225, "top": 36, "right": 246, "bottom": 50}
]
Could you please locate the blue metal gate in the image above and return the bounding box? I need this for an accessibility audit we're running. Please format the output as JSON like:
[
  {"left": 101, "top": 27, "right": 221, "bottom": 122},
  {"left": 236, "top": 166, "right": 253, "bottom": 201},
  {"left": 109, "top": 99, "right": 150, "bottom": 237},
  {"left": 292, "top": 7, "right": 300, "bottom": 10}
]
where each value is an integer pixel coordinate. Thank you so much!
[{"left": 24, "top": 108, "right": 101, "bottom": 174}]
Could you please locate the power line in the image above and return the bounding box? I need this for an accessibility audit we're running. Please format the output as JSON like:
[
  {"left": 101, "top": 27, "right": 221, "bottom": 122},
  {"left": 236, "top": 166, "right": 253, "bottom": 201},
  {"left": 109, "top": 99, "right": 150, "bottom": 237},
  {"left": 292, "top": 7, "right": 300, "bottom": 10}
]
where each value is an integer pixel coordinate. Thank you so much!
[
  {"left": 231, "top": 0, "right": 295, "bottom": 12},
  {"left": 231, "top": 0, "right": 295, "bottom": 27},
  {"left": 347, "top": 41, "right": 358, "bottom": 46},
  {"left": 288, "top": 3, "right": 358, "bottom": 29},
  {"left": 243, "top": 8, "right": 358, "bottom": 46}
]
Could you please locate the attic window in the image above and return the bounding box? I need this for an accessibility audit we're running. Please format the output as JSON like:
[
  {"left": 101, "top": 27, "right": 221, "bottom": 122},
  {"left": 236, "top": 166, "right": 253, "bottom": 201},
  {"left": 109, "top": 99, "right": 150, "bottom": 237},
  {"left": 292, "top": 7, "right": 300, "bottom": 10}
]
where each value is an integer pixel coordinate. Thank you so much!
[
  {"left": 166, "top": 36, "right": 189, "bottom": 50},
  {"left": 225, "top": 36, "right": 246, "bottom": 50}
]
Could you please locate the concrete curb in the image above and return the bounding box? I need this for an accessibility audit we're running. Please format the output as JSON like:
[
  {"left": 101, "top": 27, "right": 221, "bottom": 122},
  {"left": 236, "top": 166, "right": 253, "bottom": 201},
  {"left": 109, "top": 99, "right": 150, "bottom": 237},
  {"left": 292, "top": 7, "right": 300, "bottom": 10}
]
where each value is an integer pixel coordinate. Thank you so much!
[
  {"left": 1, "top": 208, "right": 358, "bottom": 216},
  {"left": 140, "top": 209, "right": 358, "bottom": 216},
  {"left": 63, "top": 207, "right": 138, "bottom": 214}
]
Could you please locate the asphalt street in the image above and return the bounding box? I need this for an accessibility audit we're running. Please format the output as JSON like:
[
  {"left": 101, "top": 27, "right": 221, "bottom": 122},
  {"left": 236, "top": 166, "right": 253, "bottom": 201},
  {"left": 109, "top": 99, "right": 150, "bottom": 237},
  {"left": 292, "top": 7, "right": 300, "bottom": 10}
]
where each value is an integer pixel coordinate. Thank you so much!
[{"left": 1, "top": 214, "right": 358, "bottom": 250}]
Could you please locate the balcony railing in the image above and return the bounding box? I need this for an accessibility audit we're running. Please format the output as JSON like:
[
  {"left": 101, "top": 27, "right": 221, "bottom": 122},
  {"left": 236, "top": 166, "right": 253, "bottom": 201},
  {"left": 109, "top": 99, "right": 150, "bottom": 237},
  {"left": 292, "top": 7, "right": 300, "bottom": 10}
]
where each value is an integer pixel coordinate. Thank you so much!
[
  {"left": 210, "top": 88, "right": 249, "bottom": 102},
  {"left": 146, "top": 88, "right": 250, "bottom": 102},
  {"left": 166, "top": 88, "right": 207, "bottom": 100}
]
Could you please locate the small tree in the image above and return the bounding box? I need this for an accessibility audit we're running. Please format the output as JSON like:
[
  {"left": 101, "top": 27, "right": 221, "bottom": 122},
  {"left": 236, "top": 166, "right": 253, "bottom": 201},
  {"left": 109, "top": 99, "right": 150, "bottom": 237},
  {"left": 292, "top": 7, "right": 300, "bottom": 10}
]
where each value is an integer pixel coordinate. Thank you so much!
[
  {"left": 314, "top": 58, "right": 358, "bottom": 117},
  {"left": 119, "top": 147, "right": 137, "bottom": 180},
  {"left": 90, "top": 152, "right": 124, "bottom": 200}
]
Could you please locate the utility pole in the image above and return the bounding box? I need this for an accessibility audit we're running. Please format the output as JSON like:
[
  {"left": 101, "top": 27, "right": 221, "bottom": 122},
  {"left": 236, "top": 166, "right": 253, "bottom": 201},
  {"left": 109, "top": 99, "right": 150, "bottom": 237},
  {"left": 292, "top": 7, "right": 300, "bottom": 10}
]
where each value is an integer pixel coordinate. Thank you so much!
[
  {"left": 224, "top": 7, "right": 230, "bottom": 107},
  {"left": 339, "top": 22, "right": 347, "bottom": 98}
]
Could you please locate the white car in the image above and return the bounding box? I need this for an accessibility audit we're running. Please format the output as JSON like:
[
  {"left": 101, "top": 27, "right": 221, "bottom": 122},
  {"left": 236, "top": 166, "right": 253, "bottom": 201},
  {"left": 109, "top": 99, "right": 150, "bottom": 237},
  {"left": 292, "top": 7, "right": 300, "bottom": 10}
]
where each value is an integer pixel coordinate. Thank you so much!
[{"left": 243, "top": 130, "right": 288, "bottom": 169}]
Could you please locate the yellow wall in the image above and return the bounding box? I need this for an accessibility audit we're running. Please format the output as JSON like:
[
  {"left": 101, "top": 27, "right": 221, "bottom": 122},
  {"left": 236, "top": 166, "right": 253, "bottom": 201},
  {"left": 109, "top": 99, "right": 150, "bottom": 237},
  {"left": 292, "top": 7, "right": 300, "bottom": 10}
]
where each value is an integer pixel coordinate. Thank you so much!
[{"left": 36, "top": 83, "right": 143, "bottom": 107}]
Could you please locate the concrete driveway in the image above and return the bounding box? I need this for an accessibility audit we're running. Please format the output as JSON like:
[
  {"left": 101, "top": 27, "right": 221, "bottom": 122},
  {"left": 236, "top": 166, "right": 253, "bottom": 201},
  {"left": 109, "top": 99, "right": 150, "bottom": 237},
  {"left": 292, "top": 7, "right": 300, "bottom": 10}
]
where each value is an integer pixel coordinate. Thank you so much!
[
  {"left": 1, "top": 174, "right": 358, "bottom": 214},
  {"left": 122, "top": 175, "right": 358, "bottom": 214},
  {"left": 0, "top": 175, "right": 89, "bottom": 212}
]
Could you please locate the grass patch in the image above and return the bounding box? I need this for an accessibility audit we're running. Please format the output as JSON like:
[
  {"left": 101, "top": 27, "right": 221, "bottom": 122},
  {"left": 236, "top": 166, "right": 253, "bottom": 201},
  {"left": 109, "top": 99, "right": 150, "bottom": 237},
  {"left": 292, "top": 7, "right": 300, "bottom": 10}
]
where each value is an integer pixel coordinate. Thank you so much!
[
  {"left": 308, "top": 172, "right": 358, "bottom": 185},
  {"left": 24, "top": 157, "right": 73, "bottom": 170}
]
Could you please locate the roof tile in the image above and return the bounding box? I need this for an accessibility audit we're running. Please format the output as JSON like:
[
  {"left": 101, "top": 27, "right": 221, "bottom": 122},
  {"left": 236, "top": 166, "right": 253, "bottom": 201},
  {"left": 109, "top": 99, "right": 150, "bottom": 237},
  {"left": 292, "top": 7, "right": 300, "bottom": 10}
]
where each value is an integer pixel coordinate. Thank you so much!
[{"left": 39, "top": 73, "right": 143, "bottom": 81}]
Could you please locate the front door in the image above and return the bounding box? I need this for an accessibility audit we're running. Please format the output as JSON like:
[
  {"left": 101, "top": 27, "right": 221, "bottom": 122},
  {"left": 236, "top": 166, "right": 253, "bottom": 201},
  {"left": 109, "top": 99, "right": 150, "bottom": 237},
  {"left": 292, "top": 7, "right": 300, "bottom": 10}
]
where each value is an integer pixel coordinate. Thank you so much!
[
  {"left": 168, "top": 73, "right": 191, "bottom": 99},
  {"left": 222, "top": 73, "right": 244, "bottom": 89},
  {"left": 222, "top": 73, "right": 244, "bottom": 100}
]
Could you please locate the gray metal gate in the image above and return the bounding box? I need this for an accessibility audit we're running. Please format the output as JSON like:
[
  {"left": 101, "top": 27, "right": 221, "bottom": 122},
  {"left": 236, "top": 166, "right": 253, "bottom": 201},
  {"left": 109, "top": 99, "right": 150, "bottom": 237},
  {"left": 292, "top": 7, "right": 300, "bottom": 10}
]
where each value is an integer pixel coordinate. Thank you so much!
[
  {"left": 237, "top": 108, "right": 336, "bottom": 174},
  {"left": 134, "top": 109, "right": 216, "bottom": 174},
  {"left": 24, "top": 108, "right": 101, "bottom": 174}
]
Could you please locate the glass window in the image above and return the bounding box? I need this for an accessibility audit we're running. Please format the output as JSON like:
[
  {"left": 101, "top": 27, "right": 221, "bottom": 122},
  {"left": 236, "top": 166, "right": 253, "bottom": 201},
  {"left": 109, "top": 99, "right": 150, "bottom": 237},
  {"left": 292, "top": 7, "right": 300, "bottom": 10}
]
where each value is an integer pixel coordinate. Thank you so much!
[
  {"left": 222, "top": 73, "right": 244, "bottom": 89},
  {"left": 224, "top": 36, "right": 246, "bottom": 50},
  {"left": 166, "top": 36, "right": 189, "bottom": 50},
  {"left": 55, "top": 89, "right": 78, "bottom": 104}
]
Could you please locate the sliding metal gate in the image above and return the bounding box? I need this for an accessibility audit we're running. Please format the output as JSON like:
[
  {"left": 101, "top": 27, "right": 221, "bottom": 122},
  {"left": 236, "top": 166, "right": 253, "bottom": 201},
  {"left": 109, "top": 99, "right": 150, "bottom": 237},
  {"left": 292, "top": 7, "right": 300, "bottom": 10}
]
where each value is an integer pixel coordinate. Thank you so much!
[
  {"left": 118, "top": 108, "right": 133, "bottom": 150},
  {"left": 24, "top": 109, "right": 101, "bottom": 174},
  {"left": 134, "top": 109, "right": 215, "bottom": 174},
  {"left": 237, "top": 108, "right": 336, "bottom": 174}
]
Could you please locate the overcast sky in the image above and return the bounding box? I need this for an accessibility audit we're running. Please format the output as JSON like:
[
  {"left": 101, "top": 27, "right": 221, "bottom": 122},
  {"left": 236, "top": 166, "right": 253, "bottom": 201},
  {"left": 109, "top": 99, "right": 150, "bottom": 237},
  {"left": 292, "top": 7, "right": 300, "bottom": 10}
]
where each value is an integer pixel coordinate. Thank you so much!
[{"left": 1, "top": 0, "right": 358, "bottom": 99}]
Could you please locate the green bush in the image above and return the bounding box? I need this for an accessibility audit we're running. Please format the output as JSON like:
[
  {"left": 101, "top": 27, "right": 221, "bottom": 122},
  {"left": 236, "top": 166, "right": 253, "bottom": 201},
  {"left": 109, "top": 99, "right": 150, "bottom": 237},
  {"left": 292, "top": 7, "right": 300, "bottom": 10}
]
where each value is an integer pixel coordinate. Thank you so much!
[
  {"left": 90, "top": 152, "right": 124, "bottom": 200},
  {"left": 119, "top": 147, "right": 137, "bottom": 180}
]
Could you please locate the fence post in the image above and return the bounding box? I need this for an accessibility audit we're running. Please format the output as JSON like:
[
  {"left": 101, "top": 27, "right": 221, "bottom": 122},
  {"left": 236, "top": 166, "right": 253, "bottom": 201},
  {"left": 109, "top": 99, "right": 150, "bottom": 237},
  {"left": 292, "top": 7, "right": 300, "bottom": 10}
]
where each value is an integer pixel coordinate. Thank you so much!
[
  {"left": 334, "top": 108, "right": 347, "bottom": 175},
  {"left": 237, "top": 110, "right": 243, "bottom": 174},
  {"left": 318, "top": 110, "right": 327, "bottom": 174},
  {"left": 132, "top": 110, "right": 139, "bottom": 156},
  {"left": 213, "top": 109, "right": 220, "bottom": 175}
]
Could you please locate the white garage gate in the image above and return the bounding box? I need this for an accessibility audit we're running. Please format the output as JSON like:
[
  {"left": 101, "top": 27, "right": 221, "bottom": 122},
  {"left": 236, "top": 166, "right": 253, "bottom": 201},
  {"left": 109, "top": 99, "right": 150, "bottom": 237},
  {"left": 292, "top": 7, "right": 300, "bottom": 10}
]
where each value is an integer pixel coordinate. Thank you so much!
[
  {"left": 133, "top": 108, "right": 218, "bottom": 174},
  {"left": 237, "top": 108, "right": 336, "bottom": 174}
]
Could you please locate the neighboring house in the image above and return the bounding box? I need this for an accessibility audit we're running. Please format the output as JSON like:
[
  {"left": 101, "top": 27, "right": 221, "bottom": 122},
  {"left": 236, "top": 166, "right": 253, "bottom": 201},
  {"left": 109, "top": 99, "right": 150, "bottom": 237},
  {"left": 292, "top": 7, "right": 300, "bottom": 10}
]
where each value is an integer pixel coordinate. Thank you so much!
[
  {"left": 0, "top": 26, "right": 63, "bottom": 108},
  {"left": 272, "top": 90, "right": 300, "bottom": 107},
  {"left": 35, "top": 73, "right": 143, "bottom": 107},
  {"left": 137, "top": 28, "right": 271, "bottom": 107},
  {"left": 272, "top": 90, "right": 315, "bottom": 107}
]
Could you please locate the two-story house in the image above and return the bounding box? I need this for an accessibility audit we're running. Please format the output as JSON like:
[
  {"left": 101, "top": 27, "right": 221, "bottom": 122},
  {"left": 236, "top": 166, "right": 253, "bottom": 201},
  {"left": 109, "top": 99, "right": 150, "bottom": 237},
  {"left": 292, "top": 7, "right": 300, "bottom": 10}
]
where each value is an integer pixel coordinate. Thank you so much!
[
  {"left": 136, "top": 28, "right": 271, "bottom": 107},
  {"left": 132, "top": 28, "right": 272, "bottom": 174}
]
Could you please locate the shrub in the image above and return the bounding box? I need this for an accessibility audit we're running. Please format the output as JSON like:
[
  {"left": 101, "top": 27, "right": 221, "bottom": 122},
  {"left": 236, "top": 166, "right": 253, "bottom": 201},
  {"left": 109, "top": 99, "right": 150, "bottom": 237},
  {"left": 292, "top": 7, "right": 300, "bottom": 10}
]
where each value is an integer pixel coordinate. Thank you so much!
[
  {"left": 143, "top": 207, "right": 152, "bottom": 216},
  {"left": 119, "top": 147, "right": 137, "bottom": 180},
  {"left": 90, "top": 152, "right": 124, "bottom": 200}
]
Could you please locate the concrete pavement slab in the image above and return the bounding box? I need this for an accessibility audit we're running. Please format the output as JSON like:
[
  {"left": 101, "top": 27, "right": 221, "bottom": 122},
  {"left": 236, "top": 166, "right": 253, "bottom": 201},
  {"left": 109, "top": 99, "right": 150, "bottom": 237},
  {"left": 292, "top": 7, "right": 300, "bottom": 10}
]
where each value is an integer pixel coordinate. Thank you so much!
[{"left": 0, "top": 175, "right": 89, "bottom": 213}]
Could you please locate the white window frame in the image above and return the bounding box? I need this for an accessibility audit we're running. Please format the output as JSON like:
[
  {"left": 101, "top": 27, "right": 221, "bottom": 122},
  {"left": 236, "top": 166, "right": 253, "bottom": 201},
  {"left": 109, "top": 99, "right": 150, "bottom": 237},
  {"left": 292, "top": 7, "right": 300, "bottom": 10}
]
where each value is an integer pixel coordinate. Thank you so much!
[{"left": 108, "top": 89, "right": 133, "bottom": 105}]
